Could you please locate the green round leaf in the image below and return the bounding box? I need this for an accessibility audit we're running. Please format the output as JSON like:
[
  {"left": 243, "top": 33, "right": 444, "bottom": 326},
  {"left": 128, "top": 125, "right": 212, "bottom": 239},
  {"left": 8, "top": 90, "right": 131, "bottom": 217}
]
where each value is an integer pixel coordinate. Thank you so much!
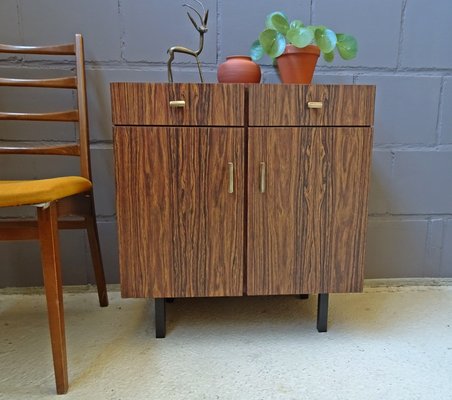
[
  {"left": 286, "top": 27, "right": 314, "bottom": 48},
  {"left": 268, "top": 12, "right": 290, "bottom": 35},
  {"left": 250, "top": 40, "right": 264, "bottom": 61},
  {"left": 323, "top": 51, "right": 334, "bottom": 63},
  {"left": 336, "top": 34, "right": 358, "bottom": 60},
  {"left": 307, "top": 25, "right": 318, "bottom": 38},
  {"left": 314, "top": 27, "right": 337, "bottom": 53},
  {"left": 290, "top": 20, "right": 304, "bottom": 30},
  {"left": 259, "top": 29, "right": 286, "bottom": 58},
  {"left": 265, "top": 12, "right": 288, "bottom": 30}
]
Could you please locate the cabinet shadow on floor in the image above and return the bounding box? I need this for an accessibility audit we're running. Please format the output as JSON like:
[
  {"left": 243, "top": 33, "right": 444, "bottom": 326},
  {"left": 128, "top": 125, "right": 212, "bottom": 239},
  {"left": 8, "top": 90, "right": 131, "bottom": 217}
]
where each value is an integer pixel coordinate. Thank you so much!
[{"left": 146, "top": 291, "right": 408, "bottom": 338}]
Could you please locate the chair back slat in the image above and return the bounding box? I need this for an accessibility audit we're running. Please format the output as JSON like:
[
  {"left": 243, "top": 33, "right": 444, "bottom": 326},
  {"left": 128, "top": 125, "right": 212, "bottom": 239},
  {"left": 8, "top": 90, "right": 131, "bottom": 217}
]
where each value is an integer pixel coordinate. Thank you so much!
[
  {"left": 0, "top": 110, "right": 79, "bottom": 122},
  {"left": 0, "top": 34, "right": 92, "bottom": 180},
  {"left": 0, "top": 43, "right": 75, "bottom": 55},
  {"left": 0, "top": 144, "right": 80, "bottom": 156},
  {"left": 0, "top": 77, "right": 77, "bottom": 89}
]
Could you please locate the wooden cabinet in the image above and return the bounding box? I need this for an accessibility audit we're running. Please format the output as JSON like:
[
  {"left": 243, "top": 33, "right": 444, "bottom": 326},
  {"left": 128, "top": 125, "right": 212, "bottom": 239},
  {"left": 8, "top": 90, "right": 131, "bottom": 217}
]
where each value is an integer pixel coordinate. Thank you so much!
[{"left": 111, "top": 82, "right": 375, "bottom": 337}]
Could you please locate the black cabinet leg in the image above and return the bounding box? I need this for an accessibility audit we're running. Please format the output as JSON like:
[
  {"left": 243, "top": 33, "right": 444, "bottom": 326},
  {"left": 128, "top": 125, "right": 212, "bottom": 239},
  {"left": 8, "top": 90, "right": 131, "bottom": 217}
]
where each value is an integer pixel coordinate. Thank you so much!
[
  {"left": 299, "top": 294, "right": 309, "bottom": 300},
  {"left": 155, "top": 298, "right": 166, "bottom": 338},
  {"left": 317, "top": 293, "right": 329, "bottom": 333}
]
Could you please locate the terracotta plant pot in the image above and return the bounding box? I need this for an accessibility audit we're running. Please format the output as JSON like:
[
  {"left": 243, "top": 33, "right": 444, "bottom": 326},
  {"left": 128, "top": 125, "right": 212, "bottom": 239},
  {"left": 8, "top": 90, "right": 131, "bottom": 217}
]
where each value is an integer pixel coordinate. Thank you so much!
[
  {"left": 217, "top": 55, "right": 261, "bottom": 83},
  {"left": 276, "top": 44, "right": 320, "bottom": 84}
]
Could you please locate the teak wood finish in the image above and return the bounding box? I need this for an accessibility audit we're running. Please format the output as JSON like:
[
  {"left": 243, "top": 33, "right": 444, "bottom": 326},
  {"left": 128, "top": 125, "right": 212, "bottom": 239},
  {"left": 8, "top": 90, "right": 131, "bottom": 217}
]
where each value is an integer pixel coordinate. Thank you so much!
[
  {"left": 248, "top": 84, "right": 375, "bottom": 126},
  {"left": 115, "top": 126, "right": 244, "bottom": 298},
  {"left": 0, "top": 35, "right": 108, "bottom": 394},
  {"left": 111, "top": 83, "right": 244, "bottom": 127},
  {"left": 247, "top": 127, "right": 372, "bottom": 295},
  {"left": 111, "top": 82, "right": 375, "bottom": 337}
]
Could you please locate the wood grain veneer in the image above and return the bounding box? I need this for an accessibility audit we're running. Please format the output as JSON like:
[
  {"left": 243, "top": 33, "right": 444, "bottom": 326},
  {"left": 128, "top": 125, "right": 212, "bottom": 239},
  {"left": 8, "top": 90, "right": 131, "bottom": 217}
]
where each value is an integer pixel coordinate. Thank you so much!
[
  {"left": 248, "top": 84, "right": 375, "bottom": 127},
  {"left": 111, "top": 83, "right": 245, "bottom": 127},
  {"left": 115, "top": 126, "right": 244, "bottom": 298},
  {"left": 112, "top": 82, "right": 375, "bottom": 301},
  {"left": 247, "top": 127, "right": 372, "bottom": 295}
]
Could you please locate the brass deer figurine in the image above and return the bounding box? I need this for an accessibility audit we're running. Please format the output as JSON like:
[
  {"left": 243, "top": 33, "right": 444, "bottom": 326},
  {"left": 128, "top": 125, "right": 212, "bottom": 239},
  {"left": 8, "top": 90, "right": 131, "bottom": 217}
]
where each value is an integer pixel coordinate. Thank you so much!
[{"left": 167, "top": 0, "right": 209, "bottom": 83}]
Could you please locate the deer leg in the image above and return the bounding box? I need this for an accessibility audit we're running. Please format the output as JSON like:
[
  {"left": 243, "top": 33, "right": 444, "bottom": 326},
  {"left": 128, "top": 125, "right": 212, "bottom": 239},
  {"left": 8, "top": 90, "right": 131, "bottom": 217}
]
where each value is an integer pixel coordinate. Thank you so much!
[
  {"left": 167, "top": 50, "right": 175, "bottom": 83},
  {"left": 195, "top": 56, "right": 204, "bottom": 83}
]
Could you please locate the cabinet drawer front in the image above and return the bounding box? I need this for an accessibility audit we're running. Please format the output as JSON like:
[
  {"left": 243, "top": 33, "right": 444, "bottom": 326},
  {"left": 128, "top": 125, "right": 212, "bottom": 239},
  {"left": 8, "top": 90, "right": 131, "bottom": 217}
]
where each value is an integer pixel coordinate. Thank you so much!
[
  {"left": 249, "top": 84, "right": 375, "bottom": 126},
  {"left": 111, "top": 83, "right": 245, "bottom": 126}
]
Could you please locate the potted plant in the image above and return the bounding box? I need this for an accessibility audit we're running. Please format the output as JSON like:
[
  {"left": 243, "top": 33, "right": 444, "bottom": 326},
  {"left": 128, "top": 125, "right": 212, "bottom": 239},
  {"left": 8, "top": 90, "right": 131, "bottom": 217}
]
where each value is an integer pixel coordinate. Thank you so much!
[{"left": 250, "top": 12, "right": 358, "bottom": 83}]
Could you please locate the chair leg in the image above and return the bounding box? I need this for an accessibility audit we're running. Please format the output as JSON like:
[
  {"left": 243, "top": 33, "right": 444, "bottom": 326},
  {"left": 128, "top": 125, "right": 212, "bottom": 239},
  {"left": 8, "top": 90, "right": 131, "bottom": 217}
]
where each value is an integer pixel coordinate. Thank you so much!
[
  {"left": 37, "top": 202, "right": 68, "bottom": 395},
  {"left": 85, "top": 199, "right": 108, "bottom": 307}
]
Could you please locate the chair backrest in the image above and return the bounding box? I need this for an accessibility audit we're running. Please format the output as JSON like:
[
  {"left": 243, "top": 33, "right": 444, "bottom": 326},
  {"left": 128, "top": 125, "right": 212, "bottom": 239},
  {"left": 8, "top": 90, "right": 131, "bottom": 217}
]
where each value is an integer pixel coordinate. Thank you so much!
[{"left": 0, "top": 34, "right": 92, "bottom": 181}]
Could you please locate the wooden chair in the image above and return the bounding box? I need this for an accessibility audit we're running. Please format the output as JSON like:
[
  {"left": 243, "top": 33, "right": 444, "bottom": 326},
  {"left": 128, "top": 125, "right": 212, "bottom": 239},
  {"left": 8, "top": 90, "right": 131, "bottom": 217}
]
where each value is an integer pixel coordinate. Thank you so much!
[{"left": 0, "top": 34, "right": 108, "bottom": 394}]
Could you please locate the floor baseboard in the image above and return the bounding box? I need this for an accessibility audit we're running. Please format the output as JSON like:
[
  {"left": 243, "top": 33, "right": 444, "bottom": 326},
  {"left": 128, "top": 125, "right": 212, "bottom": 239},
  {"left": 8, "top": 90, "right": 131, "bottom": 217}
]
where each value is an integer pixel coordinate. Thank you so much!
[{"left": 1, "top": 278, "right": 451, "bottom": 295}]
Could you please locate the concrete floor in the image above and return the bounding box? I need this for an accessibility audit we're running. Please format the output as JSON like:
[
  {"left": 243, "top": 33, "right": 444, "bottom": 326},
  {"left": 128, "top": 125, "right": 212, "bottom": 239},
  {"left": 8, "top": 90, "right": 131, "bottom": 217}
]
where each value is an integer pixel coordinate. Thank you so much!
[{"left": 0, "top": 281, "right": 451, "bottom": 400}]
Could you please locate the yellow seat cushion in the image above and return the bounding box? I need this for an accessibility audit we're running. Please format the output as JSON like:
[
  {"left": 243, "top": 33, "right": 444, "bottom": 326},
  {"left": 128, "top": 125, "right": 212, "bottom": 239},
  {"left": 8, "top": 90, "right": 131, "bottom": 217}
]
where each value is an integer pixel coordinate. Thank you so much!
[{"left": 0, "top": 176, "right": 92, "bottom": 207}]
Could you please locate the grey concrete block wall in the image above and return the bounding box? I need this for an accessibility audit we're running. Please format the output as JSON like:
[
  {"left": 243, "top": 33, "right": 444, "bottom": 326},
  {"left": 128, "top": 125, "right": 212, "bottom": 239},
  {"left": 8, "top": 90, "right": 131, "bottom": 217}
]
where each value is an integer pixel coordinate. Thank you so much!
[
  {"left": 400, "top": 1, "right": 452, "bottom": 69},
  {"left": 0, "top": 1, "right": 20, "bottom": 44},
  {"left": 314, "top": 0, "right": 403, "bottom": 68},
  {"left": 1, "top": 0, "right": 452, "bottom": 287},
  {"left": 368, "top": 150, "right": 392, "bottom": 215},
  {"left": 441, "top": 220, "right": 452, "bottom": 276},
  {"left": 20, "top": 0, "right": 122, "bottom": 62},
  {"left": 122, "top": 0, "right": 218, "bottom": 64},
  {"left": 355, "top": 75, "right": 441, "bottom": 145},
  {"left": 365, "top": 219, "right": 429, "bottom": 278},
  {"left": 390, "top": 151, "right": 452, "bottom": 214},
  {"left": 440, "top": 78, "right": 452, "bottom": 144}
]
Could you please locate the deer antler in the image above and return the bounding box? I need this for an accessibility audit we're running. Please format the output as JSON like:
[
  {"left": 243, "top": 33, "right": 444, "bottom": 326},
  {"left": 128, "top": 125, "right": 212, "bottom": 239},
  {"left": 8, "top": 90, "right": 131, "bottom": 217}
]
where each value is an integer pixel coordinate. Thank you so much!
[
  {"left": 183, "top": 0, "right": 207, "bottom": 23},
  {"left": 192, "top": 0, "right": 206, "bottom": 15},
  {"left": 183, "top": 3, "right": 203, "bottom": 24}
]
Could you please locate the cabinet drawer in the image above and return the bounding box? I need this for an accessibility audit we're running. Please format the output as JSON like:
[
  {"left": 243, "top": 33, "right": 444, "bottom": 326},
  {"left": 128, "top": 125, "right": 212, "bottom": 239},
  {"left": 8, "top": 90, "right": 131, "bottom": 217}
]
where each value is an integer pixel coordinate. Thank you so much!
[
  {"left": 111, "top": 82, "right": 245, "bottom": 126},
  {"left": 249, "top": 84, "right": 375, "bottom": 127}
]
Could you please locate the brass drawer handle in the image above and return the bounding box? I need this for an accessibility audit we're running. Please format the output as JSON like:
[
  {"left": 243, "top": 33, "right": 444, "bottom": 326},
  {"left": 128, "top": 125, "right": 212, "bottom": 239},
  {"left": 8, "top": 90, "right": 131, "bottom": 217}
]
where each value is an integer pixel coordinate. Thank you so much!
[
  {"left": 169, "top": 100, "right": 186, "bottom": 108},
  {"left": 260, "top": 162, "right": 266, "bottom": 193},
  {"left": 228, "top": 162, "right": 234, "bottom": 194},
  {"left": 307, "top": 101, "right": 323, "bottom": 109}
]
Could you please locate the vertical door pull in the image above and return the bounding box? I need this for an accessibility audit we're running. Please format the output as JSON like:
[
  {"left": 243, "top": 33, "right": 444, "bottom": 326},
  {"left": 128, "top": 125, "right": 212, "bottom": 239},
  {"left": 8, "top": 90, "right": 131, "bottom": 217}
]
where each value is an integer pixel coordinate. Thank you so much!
[
  {"left": 228, "top": 162, "right": 234, "bottom": 194},
  {"left": 260, "top": 162, "right": 266, "bottom": 193}
]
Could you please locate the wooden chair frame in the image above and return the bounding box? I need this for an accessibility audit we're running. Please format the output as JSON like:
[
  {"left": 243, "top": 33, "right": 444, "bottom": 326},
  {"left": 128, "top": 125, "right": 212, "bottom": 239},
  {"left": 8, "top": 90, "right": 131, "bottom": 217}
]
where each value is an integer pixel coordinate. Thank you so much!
[{"left": 0, "top": 34, "right": 108, "bottom": 394}]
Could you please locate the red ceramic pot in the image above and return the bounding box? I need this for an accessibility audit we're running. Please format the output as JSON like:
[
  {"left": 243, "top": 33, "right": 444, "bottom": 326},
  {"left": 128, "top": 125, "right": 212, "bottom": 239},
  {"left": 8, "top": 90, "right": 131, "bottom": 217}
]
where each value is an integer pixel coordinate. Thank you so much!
[
  {"left": 217, "top": 55, "right": 261, "bottom": 83},
  {"left": 276, "top": 44, "right": 320, "bottom": 84}
]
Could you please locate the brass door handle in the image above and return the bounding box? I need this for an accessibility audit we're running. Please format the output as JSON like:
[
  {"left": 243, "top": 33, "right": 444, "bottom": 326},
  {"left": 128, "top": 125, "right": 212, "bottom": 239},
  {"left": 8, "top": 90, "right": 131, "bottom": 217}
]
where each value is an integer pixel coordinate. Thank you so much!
[
  {"left": 307, "top": 101, "right": 323, "bottom": 109},
  {"left": 228, "top": 162, "right": 234, "bottom": 194},
  {"left": 260, "top": 162, "right": 266, "bottom": 193},
  {"left": 169, "top": 100, "right": 186, "bottom": 108}
]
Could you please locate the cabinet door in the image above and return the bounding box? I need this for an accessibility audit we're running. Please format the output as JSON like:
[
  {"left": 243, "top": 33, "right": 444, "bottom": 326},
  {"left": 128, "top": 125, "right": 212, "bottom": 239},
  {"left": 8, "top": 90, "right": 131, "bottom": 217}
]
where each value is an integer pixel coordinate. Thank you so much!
[
  {"left": 114, "top": 127, "right": 244, "bottom": 298},
  {"left": 247, "top": 127, "right": 372, "bottom": 295}
]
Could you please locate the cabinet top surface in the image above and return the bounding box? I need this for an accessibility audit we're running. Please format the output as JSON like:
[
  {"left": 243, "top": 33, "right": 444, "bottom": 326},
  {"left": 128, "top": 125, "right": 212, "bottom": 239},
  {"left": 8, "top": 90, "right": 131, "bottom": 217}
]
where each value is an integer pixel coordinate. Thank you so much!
[{"left": 110, "top": 82, "right": 375, "bottom": 89}]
